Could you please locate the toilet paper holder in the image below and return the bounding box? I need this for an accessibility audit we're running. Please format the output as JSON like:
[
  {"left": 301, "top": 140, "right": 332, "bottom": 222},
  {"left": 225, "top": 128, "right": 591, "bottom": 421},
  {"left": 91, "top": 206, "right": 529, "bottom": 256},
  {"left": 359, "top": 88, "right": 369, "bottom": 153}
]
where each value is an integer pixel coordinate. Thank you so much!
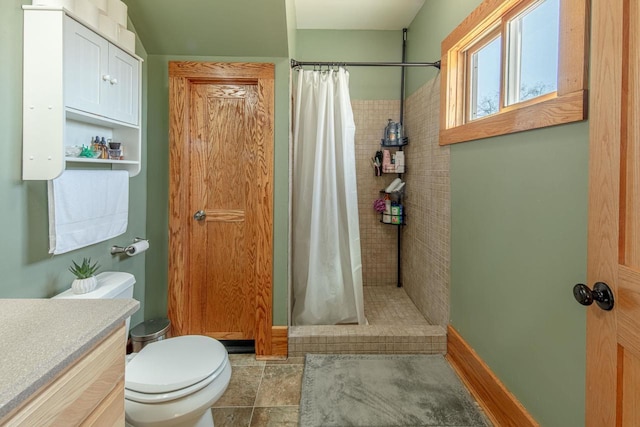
[{"left": 111, "top": 237, "right": 149, "bottom": 256}]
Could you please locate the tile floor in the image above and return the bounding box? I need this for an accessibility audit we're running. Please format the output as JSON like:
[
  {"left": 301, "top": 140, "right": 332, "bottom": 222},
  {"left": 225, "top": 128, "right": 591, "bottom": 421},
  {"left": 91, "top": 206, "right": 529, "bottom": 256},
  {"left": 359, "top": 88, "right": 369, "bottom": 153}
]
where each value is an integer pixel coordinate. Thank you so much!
[
  {"left": 211, "top": 286, "right": 450, "bottom": 426},
  {"left": 211, "top": 354, "right": 305, "bottom": 427}
]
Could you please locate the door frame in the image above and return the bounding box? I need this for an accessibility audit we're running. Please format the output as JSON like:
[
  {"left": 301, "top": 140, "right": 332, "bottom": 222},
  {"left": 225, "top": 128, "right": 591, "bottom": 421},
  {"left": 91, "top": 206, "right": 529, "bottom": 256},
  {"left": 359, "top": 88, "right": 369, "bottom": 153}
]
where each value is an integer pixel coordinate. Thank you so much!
[
  {"left": 167, "top": 61, "right": 275, "bottom": 357},
  {"left": 587, "top": 0, "right": 633, "bottom": 424}
]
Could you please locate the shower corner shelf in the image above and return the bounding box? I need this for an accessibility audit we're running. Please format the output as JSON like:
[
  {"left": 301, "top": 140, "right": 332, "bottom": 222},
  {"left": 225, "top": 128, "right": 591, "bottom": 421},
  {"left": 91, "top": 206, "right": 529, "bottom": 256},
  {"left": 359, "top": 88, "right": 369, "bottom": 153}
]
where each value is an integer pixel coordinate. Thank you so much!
[
  {"left": 379, "top": 217, "right": 406, "bottom": 226},
  {"left": 379, "top": 188, "right": 405, "bottom": 226},
  {"left": 381, "top": 137, "right": 409, "bottom": 147},
  {"left": 381, "top": 167, "right": 407, "bottom": 175}
]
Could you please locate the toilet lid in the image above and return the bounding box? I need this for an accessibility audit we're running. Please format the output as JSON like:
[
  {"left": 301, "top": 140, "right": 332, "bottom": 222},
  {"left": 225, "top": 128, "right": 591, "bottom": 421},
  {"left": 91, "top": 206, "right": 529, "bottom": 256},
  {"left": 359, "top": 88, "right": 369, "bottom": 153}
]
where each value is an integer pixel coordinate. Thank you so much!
[{"left": 125, "top": 335, "right": 227, "bottom": 394}]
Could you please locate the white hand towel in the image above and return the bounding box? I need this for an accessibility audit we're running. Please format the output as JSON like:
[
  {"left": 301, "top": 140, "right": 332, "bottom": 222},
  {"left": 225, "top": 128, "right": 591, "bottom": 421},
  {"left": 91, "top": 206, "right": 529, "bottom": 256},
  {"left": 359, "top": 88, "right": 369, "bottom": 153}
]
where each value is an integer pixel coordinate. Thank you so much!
[{"left": 48, "top": 170, "right": 129, "bottom": 254}]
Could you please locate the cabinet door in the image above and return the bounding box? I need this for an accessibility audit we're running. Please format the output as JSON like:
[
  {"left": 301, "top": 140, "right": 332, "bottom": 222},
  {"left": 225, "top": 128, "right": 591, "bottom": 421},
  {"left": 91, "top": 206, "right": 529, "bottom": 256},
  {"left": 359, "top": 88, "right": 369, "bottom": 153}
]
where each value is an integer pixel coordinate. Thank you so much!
[
  {"left": 108, "top": 45, "right": 139, "bottom": 125},
  {"left": 64, "top": 16, "right": 109, "bottom": 116}
]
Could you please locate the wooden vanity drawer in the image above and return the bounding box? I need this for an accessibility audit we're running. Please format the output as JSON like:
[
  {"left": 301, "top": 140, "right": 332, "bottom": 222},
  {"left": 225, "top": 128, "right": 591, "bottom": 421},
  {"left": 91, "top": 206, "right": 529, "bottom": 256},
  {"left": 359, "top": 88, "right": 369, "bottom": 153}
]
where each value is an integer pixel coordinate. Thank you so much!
[{"left": 3, "top": 325, "right": 125, "bottom": 426}]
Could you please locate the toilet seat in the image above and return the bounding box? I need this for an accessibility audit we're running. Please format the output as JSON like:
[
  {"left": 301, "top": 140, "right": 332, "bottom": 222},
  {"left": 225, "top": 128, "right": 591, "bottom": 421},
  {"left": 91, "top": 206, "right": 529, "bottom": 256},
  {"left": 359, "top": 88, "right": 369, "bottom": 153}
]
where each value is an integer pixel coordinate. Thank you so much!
[
  {"left": 125, "top": 360, "right": 228, "bottom": 403},
  {"left": 125, "top": 335, "right": 228, "bottom": 404},
  {"left": 125, "top": 361, "right": 232, "bottom": 427}
]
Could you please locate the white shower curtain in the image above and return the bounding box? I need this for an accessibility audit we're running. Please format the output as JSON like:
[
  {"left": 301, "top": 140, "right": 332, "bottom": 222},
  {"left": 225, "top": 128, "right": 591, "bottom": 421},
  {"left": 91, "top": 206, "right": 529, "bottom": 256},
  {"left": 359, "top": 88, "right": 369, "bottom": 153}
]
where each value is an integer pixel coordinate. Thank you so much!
[{"left": 292, "top": 68, "right": 365, "bottom": 326}]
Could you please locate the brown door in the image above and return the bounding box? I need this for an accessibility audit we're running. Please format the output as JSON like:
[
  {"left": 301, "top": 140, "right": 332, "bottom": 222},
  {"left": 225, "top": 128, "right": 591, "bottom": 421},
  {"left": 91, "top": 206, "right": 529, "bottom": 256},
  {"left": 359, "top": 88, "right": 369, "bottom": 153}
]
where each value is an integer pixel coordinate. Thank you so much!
[
  {"left": 168, "top": 62, "right": 274, "bottom": 356},
  {"left": 587, "top": 0, "right": 640, "bottom": 425}
]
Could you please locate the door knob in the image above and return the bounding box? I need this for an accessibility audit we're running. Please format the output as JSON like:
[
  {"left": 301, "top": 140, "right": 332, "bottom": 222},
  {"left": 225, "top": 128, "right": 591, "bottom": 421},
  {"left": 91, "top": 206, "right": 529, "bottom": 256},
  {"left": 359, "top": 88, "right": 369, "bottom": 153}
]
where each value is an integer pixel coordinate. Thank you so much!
[
  {"left": 573, "top": 282, "right": 614, "bottom": 311},
  {"left": 193, "top": 210, "right": 206, "bottom": 221}
]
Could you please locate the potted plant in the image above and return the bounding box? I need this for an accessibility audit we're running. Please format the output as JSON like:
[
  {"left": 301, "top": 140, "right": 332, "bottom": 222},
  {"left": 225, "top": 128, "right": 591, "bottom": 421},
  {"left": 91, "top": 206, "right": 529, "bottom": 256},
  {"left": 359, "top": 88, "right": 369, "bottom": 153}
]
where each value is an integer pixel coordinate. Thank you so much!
[{"left": 69, "top": 258, "right": 101, "bottom": 294}]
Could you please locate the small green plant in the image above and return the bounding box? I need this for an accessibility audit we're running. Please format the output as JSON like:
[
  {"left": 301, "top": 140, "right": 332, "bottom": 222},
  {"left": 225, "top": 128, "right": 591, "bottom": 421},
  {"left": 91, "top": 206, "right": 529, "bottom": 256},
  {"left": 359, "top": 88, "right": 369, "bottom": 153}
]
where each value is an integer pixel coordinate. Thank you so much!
[{"left": 69, "top": 258, "right": 101, "bottom": 279}]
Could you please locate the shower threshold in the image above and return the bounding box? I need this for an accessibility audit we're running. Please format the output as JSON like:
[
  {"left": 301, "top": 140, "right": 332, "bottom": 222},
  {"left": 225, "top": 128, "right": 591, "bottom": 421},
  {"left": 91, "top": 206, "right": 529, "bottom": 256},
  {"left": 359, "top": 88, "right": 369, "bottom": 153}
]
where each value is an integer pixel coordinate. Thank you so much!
[{"left": 288, "top": 286, "right": 446, "bottom": 356}]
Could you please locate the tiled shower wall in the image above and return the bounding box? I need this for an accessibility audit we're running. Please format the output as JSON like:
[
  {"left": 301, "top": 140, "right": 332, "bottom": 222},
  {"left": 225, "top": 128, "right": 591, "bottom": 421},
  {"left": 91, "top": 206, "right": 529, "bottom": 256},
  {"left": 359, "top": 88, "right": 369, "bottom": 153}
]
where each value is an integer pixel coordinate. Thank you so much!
[
  {"left": 352, "top": 100, "right": 402, "bottom": 287},
  {"left": 402, "top": 76, "right": 451, "bottom": 326},
  {"left": 329, "top": 82, "right": 449, "bottom": 325},
  {"left": 350, "top": 86, "right": 451, "bottom": 327}
]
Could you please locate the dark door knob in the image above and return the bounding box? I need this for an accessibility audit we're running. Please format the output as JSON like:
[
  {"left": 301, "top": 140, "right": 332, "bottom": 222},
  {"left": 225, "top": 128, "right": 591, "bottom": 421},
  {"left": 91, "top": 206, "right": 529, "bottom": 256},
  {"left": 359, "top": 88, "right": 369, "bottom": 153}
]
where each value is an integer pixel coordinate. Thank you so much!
[{"left": 573, "top": 282, "right": 614, "bottom": 311}]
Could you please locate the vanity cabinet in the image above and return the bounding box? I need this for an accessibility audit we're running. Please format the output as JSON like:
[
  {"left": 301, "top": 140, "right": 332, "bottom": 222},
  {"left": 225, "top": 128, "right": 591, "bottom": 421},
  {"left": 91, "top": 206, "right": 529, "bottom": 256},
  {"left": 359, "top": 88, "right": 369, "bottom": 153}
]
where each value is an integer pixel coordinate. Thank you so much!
[
  {"left": 22, "top": 7, "right": 142, "bottom": 180},
  {"left": 3, "top": 326, "right": 126, "bottom": 426}
]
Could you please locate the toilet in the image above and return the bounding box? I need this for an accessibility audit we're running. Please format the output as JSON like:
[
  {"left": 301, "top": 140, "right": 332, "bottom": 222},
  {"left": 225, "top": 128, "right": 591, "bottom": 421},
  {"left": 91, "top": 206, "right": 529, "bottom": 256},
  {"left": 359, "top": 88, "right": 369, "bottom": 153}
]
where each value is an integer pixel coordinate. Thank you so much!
[{"left": 55, "top": 272, "right": 232, "bottom": 427}]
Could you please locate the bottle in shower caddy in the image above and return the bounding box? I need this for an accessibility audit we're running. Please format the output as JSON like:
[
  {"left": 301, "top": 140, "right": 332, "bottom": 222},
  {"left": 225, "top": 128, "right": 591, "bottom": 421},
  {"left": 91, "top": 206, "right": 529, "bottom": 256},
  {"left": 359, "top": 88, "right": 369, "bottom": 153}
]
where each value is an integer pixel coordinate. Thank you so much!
[
  {"left": 383, "top": 119, "right": 403, "bottom": 145},
  {"left": 391, "top": 202, "right": 403, "bottom": 225},
  {"left": 383, "top": 193, "right": 392, "bottom": 223}
]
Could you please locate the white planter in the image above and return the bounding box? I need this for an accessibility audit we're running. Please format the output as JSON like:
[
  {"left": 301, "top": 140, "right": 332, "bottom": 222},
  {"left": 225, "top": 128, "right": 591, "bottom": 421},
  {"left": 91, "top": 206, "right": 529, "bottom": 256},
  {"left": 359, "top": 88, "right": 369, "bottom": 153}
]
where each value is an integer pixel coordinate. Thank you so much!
[{"left": 72, "top": 276, "right": 98, "bottom": 294}]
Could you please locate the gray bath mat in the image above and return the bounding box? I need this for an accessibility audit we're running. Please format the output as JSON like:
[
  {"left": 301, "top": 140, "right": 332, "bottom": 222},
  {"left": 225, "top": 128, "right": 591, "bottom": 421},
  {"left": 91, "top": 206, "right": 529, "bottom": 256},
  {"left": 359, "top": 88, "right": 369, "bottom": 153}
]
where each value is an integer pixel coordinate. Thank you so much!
[{"left": 299, "top": 354, "right": 489, "bottom": 427}]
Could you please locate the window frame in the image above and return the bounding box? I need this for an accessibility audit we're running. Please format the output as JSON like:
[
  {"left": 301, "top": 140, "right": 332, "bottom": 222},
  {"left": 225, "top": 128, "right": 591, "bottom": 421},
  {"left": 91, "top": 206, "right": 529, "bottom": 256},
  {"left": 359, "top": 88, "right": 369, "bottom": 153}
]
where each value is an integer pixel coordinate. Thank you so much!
[{"left": 439, "top": 0, "right": 589, "bottom": 146}]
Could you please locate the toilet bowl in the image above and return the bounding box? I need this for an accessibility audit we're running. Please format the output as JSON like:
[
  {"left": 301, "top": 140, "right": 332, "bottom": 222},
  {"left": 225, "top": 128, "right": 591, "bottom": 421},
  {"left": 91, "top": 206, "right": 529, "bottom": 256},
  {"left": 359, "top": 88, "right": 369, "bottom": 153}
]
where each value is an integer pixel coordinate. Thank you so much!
[{"left": 55, "top": 272, "right": 232, "bottom": 427}]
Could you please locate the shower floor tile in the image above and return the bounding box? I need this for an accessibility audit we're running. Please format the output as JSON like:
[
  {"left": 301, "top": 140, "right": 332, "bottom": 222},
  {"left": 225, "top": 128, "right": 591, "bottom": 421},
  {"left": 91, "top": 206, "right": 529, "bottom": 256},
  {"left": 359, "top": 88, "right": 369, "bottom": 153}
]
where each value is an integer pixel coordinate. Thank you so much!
[
  {"left": 288, "top": 286, "right": 446, "bottom": 357},
  {"left": 364, "top": 286, "right": 430, "bottom": 326}
]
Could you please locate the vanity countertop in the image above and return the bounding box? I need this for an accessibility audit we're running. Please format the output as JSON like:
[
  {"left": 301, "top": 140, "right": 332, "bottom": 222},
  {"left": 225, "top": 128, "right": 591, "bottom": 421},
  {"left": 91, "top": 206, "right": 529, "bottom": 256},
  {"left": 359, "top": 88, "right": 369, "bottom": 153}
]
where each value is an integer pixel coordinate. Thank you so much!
[{"left": 0, "top": 298, "right": 139, "bottom": 420}]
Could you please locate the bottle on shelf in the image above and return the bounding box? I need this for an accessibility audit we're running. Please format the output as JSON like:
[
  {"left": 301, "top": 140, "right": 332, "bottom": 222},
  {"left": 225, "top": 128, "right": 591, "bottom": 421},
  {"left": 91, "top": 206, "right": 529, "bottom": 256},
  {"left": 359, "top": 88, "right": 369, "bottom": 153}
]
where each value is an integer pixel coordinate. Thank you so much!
[
  {"left": 383, "top": 119, "right": 398, "bottom": 145},
  {"left": 382, "top": 119, "right": 406, "bottom": 146},
  {"left": 383, "top": 193, "right": 392, "bottom": 224},
  {"left": 391, "top": 202, "right": 403, "bottom": 225},
  {"left": 395, "top": 151, "right": 405, "bottom": 174}
]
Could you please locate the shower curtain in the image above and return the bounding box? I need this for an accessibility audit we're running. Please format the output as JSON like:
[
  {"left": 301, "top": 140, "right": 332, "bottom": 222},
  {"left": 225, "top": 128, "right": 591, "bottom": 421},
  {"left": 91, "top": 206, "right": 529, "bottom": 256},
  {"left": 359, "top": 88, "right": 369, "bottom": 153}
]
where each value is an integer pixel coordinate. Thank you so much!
[{"left": 292, "top": 67, "right": 365, "bottom": 326}]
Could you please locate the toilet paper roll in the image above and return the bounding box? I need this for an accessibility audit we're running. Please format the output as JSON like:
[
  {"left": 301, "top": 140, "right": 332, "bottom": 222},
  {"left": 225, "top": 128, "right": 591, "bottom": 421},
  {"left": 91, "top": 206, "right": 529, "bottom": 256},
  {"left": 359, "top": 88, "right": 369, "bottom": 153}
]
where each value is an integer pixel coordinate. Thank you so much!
[
  {"left": 107, "top": 0, "right": 128, "bottom": 26},
  {"left": 125, "top": 240, "right": 149, "bottom": 256},
  {"left": 74, "top": 0, "right": 100, "bottom": 28},
  {"left": 32, "top": 0, "right": 75, "bottom": 10},
  {"left": 118, "top": 25, "right": 136, "bottom": 52},
  {"left": 99, "top": 14, "right": 118, "bottom": 40},
  {"left": 88, "top": 0, "right": 107, "bottom": 13}
]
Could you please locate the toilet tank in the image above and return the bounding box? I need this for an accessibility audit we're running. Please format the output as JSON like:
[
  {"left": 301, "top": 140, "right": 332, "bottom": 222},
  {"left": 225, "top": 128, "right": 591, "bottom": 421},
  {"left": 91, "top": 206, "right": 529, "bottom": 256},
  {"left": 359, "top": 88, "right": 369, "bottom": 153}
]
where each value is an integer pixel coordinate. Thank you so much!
[
  {"left": 54, "top": 271, "right": 136, "bottom": 335},
  {"left": 54, "top": 271, "right": 135, "bottom": 299}
]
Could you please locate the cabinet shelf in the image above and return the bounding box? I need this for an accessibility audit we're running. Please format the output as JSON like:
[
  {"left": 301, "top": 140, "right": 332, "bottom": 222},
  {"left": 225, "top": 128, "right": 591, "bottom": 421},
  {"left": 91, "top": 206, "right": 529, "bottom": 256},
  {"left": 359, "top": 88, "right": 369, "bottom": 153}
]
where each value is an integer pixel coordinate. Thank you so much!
[
  {"left": 65, "top": 157, "right": 139, "bottom": 165},
  {"left": 66, "top": 109, "right": 139, "bottom": 130}
]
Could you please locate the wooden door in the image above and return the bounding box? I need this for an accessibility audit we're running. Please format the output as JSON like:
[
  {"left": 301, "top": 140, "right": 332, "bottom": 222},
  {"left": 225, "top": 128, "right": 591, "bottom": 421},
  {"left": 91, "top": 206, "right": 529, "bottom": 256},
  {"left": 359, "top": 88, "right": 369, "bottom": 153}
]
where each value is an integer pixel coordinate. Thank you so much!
[
  {"left": 587, "top": 0, "right": 640, "bottom": 425},
  {"left": 168, "top": 62, "right": 274, "bottom": 356}
]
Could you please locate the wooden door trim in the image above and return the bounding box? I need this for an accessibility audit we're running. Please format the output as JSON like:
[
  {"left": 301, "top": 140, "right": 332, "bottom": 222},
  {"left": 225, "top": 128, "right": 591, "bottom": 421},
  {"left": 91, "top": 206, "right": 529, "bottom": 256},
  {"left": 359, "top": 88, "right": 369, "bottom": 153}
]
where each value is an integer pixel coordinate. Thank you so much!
[
  {"left": 255, "top": 326, "right": 288, "bottom": 361},
  {"left": 168, "top": 74, "right": 190, "bottom": 337},
  {"left": 169, "top": 61, "right": 275, "bottom": 79},
  {"left": 168, "top": 61, "right": 275, "bottom": 357},
  {"left": 446, "top": 326, "right": 539, "bottom": 427},
  {"left": 587, "top": 0, "right": 624, "bottom": 425}
]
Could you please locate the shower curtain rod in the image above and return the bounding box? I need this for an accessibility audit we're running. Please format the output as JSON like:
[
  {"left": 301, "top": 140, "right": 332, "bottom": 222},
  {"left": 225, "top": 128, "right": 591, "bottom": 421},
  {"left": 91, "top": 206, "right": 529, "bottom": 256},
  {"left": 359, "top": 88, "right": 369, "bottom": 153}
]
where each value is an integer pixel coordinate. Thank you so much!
[{"left": 290, "top": 59, "right": 441, "bottom": 69}]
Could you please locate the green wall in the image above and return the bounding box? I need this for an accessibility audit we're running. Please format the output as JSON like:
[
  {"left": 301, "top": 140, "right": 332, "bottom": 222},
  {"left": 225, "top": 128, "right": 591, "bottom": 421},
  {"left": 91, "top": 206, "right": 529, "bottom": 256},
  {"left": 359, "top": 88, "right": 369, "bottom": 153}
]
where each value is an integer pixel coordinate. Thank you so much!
[
  {"left": 450, "top": 126, "right": 588, "bottom": 427},
  {"left": 285, "top": 0, "right": 297, "bottom": 57},
  {"left": 0, "top": 0, "right": 148, "bottom": 327},
  {"left": 405, "top": 0, "right": 478, "bottom": 95},
  {"left": 296, "top": 30, "right": 403, "bottom": 100},
  {"left": 144, "top": 55, "right": 290, "bottom": 325},
  {"left": 123, "top": 0, "right": 289, "bottom": 58},
  {"left": 408, "top": 1, "right": 588, "bottom": 426}
]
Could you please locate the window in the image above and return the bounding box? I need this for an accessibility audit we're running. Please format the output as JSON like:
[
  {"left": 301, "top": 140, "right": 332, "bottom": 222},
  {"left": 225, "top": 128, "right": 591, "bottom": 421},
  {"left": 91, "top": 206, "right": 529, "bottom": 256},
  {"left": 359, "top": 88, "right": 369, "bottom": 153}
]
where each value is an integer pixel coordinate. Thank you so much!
[
  {"left": 440, "top": 0, "right": 588, "bottom": 145},
  {"left": 468, "top": 29, "right": 502, "bottom": 120},
  {"left": 504, "top": 0, "right": 559, "bottom": 106}
]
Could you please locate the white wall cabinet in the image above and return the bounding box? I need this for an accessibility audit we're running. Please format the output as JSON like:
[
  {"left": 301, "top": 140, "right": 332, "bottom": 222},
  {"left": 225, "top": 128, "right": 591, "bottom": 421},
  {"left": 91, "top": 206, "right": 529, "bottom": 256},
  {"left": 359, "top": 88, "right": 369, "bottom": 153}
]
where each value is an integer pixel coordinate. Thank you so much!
[
  {"left": 64, "top": 16, "right": 139, "bottom": 125},
  {"left": 23, "top": 6, "right": 142, "bottom": 180}
]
